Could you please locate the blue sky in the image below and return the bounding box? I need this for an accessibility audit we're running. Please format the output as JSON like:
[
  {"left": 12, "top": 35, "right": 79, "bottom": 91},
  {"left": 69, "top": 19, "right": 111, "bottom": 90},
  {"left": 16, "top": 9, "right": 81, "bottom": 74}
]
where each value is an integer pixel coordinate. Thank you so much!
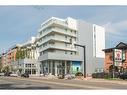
[{"left": 1, "top": 6, "right": 127, "bottom": 53}]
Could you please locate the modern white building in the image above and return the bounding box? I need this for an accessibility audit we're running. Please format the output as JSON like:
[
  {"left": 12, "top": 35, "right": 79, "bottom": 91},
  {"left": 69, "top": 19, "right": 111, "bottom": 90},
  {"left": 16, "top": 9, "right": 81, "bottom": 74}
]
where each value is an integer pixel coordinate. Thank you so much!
[
  {"left": 11, "top": 37, "right": 40, "bottom": 76},
  {"left": 36, "top": 17, "right": 105, "bottom": 76}
]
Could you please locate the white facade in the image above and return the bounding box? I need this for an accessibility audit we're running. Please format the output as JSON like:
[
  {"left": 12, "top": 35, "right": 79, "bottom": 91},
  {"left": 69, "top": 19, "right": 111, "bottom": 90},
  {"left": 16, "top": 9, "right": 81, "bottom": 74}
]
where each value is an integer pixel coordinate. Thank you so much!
[
  {"left": 93, "top": 24, "right": 105, "bottom": 58},
  {"left": 11, "top": 37, "right": 40, "bottom": 76},
  {"left": 37, "top": 17, "right": 105, "bottom": 76}
]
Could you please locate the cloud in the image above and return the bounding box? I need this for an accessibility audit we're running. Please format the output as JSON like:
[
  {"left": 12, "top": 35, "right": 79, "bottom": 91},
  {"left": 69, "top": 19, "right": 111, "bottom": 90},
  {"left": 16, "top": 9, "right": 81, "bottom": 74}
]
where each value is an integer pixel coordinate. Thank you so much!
[
  {"left": 104, "top": 20, "right": 127, "bottom": 48},
  {"left": 104, "top": 20, "right": 127, "bottom": 36}
]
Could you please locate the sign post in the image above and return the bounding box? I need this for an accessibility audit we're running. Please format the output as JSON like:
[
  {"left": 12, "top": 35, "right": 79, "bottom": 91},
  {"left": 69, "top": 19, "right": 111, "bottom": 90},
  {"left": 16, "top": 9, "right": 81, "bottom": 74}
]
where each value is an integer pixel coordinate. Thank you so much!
[{"left": 113, "top": 49, "right": 122, "bottom": 78}]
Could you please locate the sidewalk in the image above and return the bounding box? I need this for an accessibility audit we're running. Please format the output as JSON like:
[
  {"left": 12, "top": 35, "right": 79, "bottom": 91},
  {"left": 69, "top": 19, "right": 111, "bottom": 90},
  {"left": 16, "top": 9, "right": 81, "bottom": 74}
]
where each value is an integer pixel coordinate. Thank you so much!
[
  {"left": 29, "top": 75, "right": 127, "bottom": 85},
  {"left": 83, "top": 78, "right": 127, "bottom": 85},
  {"left": 29, "top": 75, "right": 58, "bottom": 80}
]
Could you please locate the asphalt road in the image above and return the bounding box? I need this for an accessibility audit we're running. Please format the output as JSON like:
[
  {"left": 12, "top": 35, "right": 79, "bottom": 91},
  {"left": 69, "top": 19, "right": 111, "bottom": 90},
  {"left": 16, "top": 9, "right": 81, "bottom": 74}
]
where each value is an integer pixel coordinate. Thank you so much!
[{"left": 0, "top": 76, "right": 127, "bottom": 89}]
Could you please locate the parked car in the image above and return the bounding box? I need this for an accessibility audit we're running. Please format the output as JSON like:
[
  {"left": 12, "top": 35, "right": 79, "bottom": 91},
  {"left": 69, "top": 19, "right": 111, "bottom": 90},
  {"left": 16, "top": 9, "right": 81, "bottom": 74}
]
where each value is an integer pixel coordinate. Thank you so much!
[
  {"left": 21, "top": 73, "right": 29, "bottom": 78},
  {"left": 0, "top": 73, "right": 4, "bottom": 76},
  {"left": 119, "top": 72, "right": 127, "bottom": 80},
  {"left": 10, "top": 74, "right": 18, "bottom": 77},
  {"left": 4, "top": 72, "right": 12, "bottom": 76},
  {"left": 65, "top": 74, "right": 75, "bottom": 79}
]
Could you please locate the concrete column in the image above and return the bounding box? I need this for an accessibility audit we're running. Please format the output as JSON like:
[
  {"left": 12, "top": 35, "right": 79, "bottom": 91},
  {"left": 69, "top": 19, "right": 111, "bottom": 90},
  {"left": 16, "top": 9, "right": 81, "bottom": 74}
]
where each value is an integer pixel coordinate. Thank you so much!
[
  {"left": 55, "top": 61, "right": 57, "bottom": 76},
  {"left": 47, "top": 60, "right": 49, "bottom": 74},
  {"left": 40, "top": 62, "right": 43, "bottom": 74},
  {"left": 65, "top": 61, "right": 67, "bottom": 75},
  {"left": 36, "top": 61, "right": 40, "bottom": 76},
  {"left": 70, "top": 61, "right": 72, "bottom": 74},
  {"left": 23, "top": 63, "right": 25, "bottom": 74},
  {"left": 50, "top": 61, "right": 52, "bottom": 75}
]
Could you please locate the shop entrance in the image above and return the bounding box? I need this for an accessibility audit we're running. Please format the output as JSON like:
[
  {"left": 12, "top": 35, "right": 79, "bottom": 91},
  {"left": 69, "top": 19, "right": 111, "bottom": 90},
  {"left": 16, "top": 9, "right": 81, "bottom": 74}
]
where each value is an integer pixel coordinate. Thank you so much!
[{"left": 57, "top": 61, "right": 65, "bottom": 75}]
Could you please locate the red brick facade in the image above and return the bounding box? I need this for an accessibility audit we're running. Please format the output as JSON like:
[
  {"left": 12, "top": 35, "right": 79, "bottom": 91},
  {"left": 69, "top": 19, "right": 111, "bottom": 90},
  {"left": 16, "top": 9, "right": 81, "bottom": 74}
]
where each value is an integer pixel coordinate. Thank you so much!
[{"left": 104, "top": 42, "right": 127, "bottom": 73}]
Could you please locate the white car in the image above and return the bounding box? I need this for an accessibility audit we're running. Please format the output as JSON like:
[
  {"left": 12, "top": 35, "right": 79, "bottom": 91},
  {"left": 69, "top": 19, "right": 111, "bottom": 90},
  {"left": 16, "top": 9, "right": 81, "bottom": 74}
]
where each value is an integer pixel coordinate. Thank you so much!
[
  {"left": 10, "top": 74, "right": 18, "bottom": 77},
  {"left": 0, "top": 73, "right": 4, "bottom": 76},
  {"left": 65, "top": 74, "right": 75, "bottom": 79}
]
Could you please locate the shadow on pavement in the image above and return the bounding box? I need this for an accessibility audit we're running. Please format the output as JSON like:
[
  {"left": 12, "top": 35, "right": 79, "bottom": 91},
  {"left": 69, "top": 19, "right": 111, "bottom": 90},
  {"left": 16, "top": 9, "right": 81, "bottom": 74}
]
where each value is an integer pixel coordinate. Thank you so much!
[{"left": 0, "top": 83, "right": 51, "bottom": 89}]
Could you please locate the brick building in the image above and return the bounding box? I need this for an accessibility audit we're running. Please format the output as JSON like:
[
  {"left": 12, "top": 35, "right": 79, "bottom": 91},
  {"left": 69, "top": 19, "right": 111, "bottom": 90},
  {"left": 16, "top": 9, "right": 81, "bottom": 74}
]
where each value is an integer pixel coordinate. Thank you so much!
[
  {"left": 1, "top": 45, "right": 20, "bottom": 67},
  {"left": 103, "top": 42, "right": 127, "bottom": 73}
]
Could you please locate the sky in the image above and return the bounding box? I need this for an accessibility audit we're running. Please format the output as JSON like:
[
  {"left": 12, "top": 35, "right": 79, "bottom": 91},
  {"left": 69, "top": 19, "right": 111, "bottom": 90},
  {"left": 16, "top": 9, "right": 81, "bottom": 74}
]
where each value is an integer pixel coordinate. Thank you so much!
[{"left": 1, "top": 6, "right": 127, "bottom": 53}]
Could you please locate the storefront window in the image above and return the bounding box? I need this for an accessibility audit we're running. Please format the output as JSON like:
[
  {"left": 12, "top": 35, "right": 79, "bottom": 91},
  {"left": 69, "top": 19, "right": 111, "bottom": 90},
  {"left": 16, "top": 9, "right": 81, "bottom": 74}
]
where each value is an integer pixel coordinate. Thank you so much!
[{"left": 32, "top": 69, "right": 36, "bottom": 74}]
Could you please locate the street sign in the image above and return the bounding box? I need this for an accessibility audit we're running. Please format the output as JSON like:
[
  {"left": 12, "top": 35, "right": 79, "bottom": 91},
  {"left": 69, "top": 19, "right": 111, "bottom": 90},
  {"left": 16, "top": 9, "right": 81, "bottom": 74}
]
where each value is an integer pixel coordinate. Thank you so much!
[{"left": 114, "top": 49, "right": 122, "bottom": 62}]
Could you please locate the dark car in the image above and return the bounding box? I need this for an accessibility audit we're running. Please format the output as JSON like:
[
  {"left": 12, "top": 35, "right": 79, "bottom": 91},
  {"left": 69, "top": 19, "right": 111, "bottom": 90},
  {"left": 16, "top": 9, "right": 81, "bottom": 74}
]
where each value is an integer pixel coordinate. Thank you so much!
[
  {"left": 4, "top": 72, "right": 12, "bottom": 76},
  {"left": 119, "top": 72, "right": 127, "bottom": 80},
  {"left": 21, "top": 73, "right": 29, "bottom": 78}
]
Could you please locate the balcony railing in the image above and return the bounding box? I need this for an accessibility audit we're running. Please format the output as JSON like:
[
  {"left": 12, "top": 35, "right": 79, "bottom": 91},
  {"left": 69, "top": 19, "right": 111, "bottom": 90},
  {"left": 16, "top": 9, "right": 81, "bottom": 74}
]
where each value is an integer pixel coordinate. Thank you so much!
[
  {"left": 39, "top": 19, "right": 67, "bottom": 32},
  {"left": 38, "top": 27, "right": 77, "bottom": 40},
  {"left": 38, "top": 36, "right": 76, "bottom": 46},
  {"left": 39, "top": 45, "right": 77, "bottom": 52},
  {"left": 38, "top": 52, "right": 83, "bottom": 61}
]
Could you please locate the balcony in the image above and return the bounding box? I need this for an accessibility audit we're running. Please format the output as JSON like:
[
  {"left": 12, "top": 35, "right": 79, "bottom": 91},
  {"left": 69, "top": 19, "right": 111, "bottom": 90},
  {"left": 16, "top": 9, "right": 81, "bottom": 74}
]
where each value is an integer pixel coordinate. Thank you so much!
[
  {"left": 38, "top": 52, "right": 83, "bottom": 61},
  {"left": 39, "top": 44, "right": 77, "bottom": 52},
  {"left": 38, "top": 36, "right": 76, "bottom": 46},
  {"left": 38, "top": 27, "right": 77, "bottom": 40},
  {"left": 39, "top": 19, "right": 68, "bottom": 33}
]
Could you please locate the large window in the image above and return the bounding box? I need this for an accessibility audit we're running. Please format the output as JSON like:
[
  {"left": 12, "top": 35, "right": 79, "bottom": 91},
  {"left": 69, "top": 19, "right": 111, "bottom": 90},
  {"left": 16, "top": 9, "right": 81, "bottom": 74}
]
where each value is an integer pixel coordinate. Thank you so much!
[
  {"left": 25, "top": 69, "right": 31, "bottom": 74},
  {"left": 32, "top": 69, "right": 36, "bottom": 74}
]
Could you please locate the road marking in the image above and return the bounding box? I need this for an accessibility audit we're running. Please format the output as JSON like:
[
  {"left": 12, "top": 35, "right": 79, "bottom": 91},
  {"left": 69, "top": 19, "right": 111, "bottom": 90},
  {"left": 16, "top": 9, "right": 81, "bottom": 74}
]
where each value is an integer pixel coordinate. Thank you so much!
[{"left": 4, "top": 77, "right": 109, "bottom": 89}]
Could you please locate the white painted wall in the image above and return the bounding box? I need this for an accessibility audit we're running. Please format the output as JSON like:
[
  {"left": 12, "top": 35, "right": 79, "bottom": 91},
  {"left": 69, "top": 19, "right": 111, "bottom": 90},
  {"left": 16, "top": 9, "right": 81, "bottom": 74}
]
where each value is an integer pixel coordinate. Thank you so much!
[
  {"left": 94, "top": 25, "right": 105, "bottom": 58},
  {"left": 67, "top": 17, "right": 77, "bottom": 30}
]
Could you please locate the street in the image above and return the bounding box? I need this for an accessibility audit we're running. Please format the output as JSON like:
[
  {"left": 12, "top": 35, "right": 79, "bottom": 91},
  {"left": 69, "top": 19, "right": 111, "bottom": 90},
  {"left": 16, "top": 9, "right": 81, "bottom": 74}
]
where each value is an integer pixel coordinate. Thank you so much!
[{"left": 1, "top": 76, "right": 127, "bottom": 89}]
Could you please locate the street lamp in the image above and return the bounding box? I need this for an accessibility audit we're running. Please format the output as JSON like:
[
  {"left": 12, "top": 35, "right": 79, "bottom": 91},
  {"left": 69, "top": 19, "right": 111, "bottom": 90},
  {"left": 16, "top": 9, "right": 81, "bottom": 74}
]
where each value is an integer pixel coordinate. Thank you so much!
[{"left": 74, "top": 44, "right": 86, "bottom": 78}]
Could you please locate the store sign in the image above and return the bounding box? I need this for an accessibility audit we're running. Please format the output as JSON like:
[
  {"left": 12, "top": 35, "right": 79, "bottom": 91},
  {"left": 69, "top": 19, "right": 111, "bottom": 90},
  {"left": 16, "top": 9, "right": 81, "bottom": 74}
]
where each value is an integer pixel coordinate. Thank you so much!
[
  {"left": 115, "top": 61, "right": 122, "bottom": 66},
  {"left": 114, "top": 49, "right": 122, "bottom": 62},
  {"left": 122, "top": 51, "right": 126, "bottom": 61}
]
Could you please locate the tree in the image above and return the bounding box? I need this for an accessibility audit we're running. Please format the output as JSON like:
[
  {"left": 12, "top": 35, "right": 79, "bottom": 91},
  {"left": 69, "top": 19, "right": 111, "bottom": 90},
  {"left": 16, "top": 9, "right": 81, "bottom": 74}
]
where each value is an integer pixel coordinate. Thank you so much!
[
  {"left": 16, "top": 48, "right": 26, "bottom": 60},
  {"left": 1, "top": 65, "right": 10, "bottom": 73}
]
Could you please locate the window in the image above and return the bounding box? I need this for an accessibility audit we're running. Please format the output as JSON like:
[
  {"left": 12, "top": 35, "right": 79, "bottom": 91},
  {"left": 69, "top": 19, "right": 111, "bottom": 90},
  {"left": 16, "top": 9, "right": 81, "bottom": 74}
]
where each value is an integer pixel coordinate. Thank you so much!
[
  {"left": 40, "top": 52, "right": 43, "bottom": 56},
  {"left": 74, "top": 45, "right": 76, "bottom": 48},
  {"left": 46, "top": 43, "right": 47, "bottom": 46},
  {"left": 49, "top": 42, "right": 55, "bottom": 46},
  {"left": 40, "top": 31, "right": 42, "bottom": 35},
  {"left": 32, "top": 69, "right": 36, "bottom": 74},
  {"left": 65, "top": 43, "right": 67, "bottom": 47},
  {"left": 70, "top": 51, "right": 73, "bottom": 55},
  {"left": 74, "top": 38, "right": 76, "bottom": 42},
  {"left": 74, "top": 30, "right": 76, "bottom": 34}
]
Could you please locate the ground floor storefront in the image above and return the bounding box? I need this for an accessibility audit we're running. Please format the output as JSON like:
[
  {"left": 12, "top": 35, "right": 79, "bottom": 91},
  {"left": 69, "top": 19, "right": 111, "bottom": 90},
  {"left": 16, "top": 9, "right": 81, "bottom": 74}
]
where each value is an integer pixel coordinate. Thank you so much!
[
  {"left": 11, "top": 59, "right": 39, "bottom": 76},
  {"left": 40, "top": 60, "right": 82, "bottom": 76}
]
